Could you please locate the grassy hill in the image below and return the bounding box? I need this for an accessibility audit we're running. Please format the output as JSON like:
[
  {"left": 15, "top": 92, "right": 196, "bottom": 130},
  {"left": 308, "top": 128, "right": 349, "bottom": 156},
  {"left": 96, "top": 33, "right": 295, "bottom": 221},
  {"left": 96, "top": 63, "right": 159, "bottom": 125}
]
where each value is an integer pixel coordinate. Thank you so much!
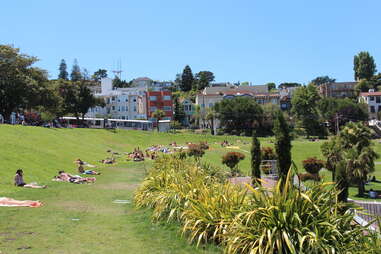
[{"left": 0, "top": 125, "right": 380, "bottom": 253}]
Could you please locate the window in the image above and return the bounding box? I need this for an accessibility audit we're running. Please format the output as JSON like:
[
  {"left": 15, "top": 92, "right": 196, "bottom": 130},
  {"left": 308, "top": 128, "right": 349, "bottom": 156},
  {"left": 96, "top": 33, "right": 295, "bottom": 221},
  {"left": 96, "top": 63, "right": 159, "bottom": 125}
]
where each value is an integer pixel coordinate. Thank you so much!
[
  {"left": 378, "top": 106, "right": 381, "bottom": 112},
  {"left": 370, "top": 96, "right": 375, "bottom": 101},
  {"left": 163, "top": 95, "right": 171, "bottom": 100},
  {"left": 150, "top": 106, "right": 157, "bottom": 112},
  {"left": 134, "top": 106, "right": 137, "bottom": 112},
  {"left": 163, "top": 106, "right": 172, "bottom": 111},
  {"left": 371, "top": 106, "right": 375, "bottom": 113},
  {"left": 112, "top": 96, "right": 116, "bottom": 102},
  {"left": 377, "top": 96, "right": 381, "bottom": 103},
  {"left": 149, "top": 96, "right": 157, "bottom": 101},
  {"left": 121, "top": 106, "right": 125, "bottom": 111},
  {"left": 111, "top": 106, "right": 115, "bottom": 111}
]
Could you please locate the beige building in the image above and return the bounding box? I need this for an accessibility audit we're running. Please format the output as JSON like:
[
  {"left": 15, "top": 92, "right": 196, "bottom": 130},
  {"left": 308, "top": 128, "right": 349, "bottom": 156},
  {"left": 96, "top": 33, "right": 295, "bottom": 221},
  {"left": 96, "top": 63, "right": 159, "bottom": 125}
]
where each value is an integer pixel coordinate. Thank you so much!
[{"left": 319, "top": 82, "right": 357, "bottom": 98}]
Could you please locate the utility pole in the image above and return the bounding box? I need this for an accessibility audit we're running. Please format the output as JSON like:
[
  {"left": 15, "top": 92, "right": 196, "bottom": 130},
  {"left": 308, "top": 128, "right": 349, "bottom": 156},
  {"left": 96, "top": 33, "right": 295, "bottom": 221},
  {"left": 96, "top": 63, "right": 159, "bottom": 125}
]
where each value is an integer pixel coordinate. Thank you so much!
[{"left": 335, "top": 113, "right": 340, "bottom": 135}]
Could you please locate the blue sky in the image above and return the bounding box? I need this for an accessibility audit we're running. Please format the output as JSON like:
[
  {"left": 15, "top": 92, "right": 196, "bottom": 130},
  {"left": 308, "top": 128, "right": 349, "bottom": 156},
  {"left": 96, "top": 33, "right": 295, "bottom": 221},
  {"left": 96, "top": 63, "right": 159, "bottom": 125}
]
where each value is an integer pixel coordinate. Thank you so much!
[{"left": 1, "top": 0, "right": 380, "bottom": 85}]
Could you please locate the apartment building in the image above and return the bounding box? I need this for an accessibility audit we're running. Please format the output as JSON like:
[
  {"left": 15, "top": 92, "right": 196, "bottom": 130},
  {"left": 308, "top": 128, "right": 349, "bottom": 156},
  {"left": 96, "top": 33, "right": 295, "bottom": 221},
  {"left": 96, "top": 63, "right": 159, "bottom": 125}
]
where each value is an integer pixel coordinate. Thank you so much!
[
  {"left": 319, "top": 82, "right": 357, "bottom": 98},
  {"left": 359, "top": 89, "right": 381, "bottom": 119},
  {"left": 146, "top": 90, "right": 173, "bottom": 124}
]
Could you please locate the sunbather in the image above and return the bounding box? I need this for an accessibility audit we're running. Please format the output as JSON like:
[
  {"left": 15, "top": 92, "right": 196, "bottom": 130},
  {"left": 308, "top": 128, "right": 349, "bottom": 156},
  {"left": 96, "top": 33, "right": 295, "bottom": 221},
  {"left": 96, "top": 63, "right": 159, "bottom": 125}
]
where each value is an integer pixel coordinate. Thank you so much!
[
  {"left": 53, "top": 171, "right": 96, "bottom": 183},
  {"left": 78, "top": 165, "right": 101, "bottom": 175},
  {"left": 0, "top": 197, "right": 42, "bottom": 207},
  {"left": 14, "top": 169, "right": 46, "bottom": 189}
]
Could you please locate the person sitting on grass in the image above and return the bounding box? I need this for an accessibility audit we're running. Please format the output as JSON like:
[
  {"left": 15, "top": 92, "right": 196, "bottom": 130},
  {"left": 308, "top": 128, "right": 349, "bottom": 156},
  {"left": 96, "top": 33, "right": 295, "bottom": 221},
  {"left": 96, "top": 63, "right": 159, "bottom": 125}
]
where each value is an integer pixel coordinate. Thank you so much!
[
  {"left": 77, "top": 164, "right": 101, "bottom": 175},
  {"left": 14, "top": 169, "right": 47, "bottom": 189}
]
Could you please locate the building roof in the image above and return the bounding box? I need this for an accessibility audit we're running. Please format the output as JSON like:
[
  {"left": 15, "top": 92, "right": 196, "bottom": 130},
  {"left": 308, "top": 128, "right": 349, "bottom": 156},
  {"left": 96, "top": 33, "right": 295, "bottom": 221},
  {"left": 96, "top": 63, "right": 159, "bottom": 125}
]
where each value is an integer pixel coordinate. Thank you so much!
[
  {"left": 360, "top": 91, "right": 381, "bottom": 96},
  {"left": 133, "top": 77, "right": 152, "bottom": 82},
  {"left": 202, "top": 85, "right": 268, "bottom": 95}
]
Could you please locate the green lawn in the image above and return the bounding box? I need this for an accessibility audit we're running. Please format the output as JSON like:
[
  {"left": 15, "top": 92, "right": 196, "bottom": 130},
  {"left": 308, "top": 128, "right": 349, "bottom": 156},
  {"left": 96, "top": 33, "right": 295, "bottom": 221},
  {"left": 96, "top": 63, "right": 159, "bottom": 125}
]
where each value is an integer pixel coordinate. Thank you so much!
[{"left": 1, "top": 125, "right": 381, "bottom": 253}]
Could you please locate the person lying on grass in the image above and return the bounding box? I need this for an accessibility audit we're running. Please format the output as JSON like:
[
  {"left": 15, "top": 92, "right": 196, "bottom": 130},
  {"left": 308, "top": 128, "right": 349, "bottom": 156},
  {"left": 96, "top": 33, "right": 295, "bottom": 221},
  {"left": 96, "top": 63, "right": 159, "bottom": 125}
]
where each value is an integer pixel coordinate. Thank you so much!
[
  {"left": 0, "top": 197, "right": 42, "bottom": 207},
  {"left": 100, "top": 158, "right": 115, "bottom": 164},
  {"left": 74, "top": 158, "right": 96, "bottom": 168},
  {"left": 77, "top": 165, "right": 101, "bottom": 175},
  {"left": 14, "top": 169, "right": 47, "bottom": 189},
  {"left": 53, "top": 170, "right": 96, "bottom": 184}
]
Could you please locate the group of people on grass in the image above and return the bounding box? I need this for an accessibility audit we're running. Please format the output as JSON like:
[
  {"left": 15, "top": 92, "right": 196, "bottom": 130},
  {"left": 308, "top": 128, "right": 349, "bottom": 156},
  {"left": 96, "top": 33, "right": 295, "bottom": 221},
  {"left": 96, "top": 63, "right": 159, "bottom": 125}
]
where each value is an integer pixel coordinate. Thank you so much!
[{"left": 1, "top": 158, "right": 101, "bottom": 207}]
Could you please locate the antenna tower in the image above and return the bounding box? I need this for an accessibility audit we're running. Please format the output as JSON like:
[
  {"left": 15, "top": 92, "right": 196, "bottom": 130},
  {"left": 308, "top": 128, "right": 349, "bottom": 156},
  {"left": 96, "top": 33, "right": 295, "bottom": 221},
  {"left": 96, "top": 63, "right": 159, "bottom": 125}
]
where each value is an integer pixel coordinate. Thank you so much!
[{"left": 112, "top": 59, "right": 123, "bottom": 79}]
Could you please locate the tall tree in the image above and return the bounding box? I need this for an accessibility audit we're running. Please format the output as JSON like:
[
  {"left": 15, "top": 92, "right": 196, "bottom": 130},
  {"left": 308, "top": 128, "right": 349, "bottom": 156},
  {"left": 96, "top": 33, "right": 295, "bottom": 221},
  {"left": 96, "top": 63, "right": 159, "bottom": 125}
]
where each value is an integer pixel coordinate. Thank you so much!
[
  {"left": 58, "top": 59, "right": 68, "bottom": 80},
  {"left": 77, "top": 81, "right": 104, "bottom": 120},
  {"left": 92, "top": 69, "right": 108, "bottom": 82},
  {"left": 70, "top": 59, "right": 82, "bottom": 82},
  {"left": 195, "top": 71, "right": 215, "bottom": 90},
  {"left": 278, "top": 82, "right": 301, "bottom": 89},
  {"left": 266, "top": 82, "right": 276, "bottom": 90},
  {"left": 273, "top": 110, "right": 292, "bottom": 186},
  {"left": 0, "top": 45, "right": 42, "bottom": 121},
  {"left": 311, "top": 76, "right": 336, "bottom": 86},
  {"left": 251, "top": 131, "right": 261, "bottom": 186},
  {"left": 354, "top": 51, "right": 377, "bottom": 81},
  {"left": 181, "top": 65, "right": 194, "bottom": 92},
  {"left": 291, "top": 84, "right": 325, "bottom": 137},
  {"left": 173, "top": 98, "right": 185, "bottom": 124},
  {"left": 214, "top": 97, "right": 263, "bottom": 136}
]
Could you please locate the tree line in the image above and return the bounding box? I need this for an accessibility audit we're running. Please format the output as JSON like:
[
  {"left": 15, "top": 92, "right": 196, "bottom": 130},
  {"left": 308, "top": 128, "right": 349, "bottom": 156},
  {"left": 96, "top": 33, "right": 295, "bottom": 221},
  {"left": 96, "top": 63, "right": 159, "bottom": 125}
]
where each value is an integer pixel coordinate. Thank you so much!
[{"left": 0, "top": 45, "right": 104, "bottom": 123}]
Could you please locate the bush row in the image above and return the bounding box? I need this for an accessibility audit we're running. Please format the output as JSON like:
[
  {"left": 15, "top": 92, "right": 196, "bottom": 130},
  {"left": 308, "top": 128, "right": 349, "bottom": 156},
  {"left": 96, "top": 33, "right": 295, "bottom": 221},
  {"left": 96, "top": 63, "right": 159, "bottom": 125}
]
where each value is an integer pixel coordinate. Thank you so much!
[{"left": 134, "top": 156, "right": 381, "bottom": 253}]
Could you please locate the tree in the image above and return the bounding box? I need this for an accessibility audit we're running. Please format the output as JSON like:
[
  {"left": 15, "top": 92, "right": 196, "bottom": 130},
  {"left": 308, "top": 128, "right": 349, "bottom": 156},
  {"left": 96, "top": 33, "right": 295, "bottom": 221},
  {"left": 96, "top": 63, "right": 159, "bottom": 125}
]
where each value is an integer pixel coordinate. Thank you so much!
[
  {"left": 278, "top": 82, "right": 301, "bottom": 89},
  {"left": 195, "top": 71, "right": 214, "bottom": 90},
  {"left": 205, "top": 108, "right": 216, "bottom": 135},
  {"left": 112, "top": 76, "right": 130, "bottom": 88},
  {"left": 251, "top": 131, "right": 261, "bottom": 185},
  {"left": 222, "top": 152, "right": 245, "bottom": 176},
  {"left": 181, "top": 65, "right": 194, "bottom": 92},
  {"left": 291, "top": 84, "right": 325, "bottom": 137},
  {"left": 339, "top": 122, "right": 378, "bottom": 196},
  {"left": 311, "top": 76, "right": 336, "bottom": 86},
  {"left": 273, "top": 110, "right": 292, "bottom": 185},
  {"left": 92, "top": 69, "right": 108, "bottom": 82},
  {"left": 81, "top": 68, "right": 90, "bottom": 81},
  {"left": 321, "top": 136, "right": 341, "bottom": 181},
  {"left": 187, "top": 144, "right": 205, "bottom": 161},
  {"left": 214, "top": 97, "right": 263, "bottom": 136},
  {"left": 173, "top": 98, "right": 185, "bottom": 124},
  {"left": 152, "top": 109, "right": 166, "bottom": 131},
  {"left": 0, "top": 45, "right": 43, "bottom": 121},
  {"left": 77, "top": 81, "right": 104, "bottom": 120},
  {"left": 354, "top": 51, "right": 377, "bottom": 81},
  {"left": 266, "top": 82, "right": 276, "bottom": 90},
  {"left": 70, "top": 59, "right": 82, "bottom": 81},
  {"left": 318, "top": 97, "right": 368, "bottom": 134},
  {"left": 58, "top": 59, "right": 68, "bottom": 80}
]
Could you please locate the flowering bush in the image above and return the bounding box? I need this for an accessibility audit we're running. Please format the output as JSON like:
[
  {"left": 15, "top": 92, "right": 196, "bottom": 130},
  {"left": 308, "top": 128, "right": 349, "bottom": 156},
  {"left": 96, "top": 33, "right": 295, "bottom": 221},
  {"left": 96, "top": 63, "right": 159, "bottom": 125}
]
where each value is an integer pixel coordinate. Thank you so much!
[{"left": 302, "top": 157, "right": 325, "bottom": 175}]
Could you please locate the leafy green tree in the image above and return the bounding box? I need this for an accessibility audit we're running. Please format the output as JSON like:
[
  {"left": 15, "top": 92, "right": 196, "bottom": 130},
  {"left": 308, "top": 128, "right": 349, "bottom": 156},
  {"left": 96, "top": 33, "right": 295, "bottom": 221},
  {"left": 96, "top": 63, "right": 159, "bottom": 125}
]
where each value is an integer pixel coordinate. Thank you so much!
[
  {"left": 205, "top": 107, "right": 216, "bottom": 135},
  {"left": 278, "top": 82, "right": 301, "bottom": 89},
  {"left": 92, "top": 69, "right": 108, "bottom": 82},
  {"left": 291, "top": 84, "right": 325, "bottom": 137},
  {"left": 266, "top": 82, "right": 276, "bottom": 90},
  {"left": 318, "top": 97, "right": 368, "bottom": 134},
  {"left": 70, "top": 59, "right": 82, "bottom": 81},
  {"left": 0, "top": 45, "right": 43, "bottom": 121},
  {"left": 173, "top": 98, "right": 185, "bottom": 124},
  {"left": 58, "top": 59, "right": 68, "bottom": 80},
  {"left": 214, "top": 97, "right": 263, "bottom": 135},
  {"left": 321, "top": 136, "right": 342, "bottom": 181},
  {"left": 181, "top": 65, "right": 194, "bottom": 92},
  {"left": 251, "top": 131, "right": 261, "bottom": 185},
  {"left": 222, "top": 152, "right": 245, "bottom": 176},
  {"left": 195, "top": 71, "right": 214, "bottom": 90},
  {"left": 311, "top": 76, "right": 336, "bottom": 86},
  {"left": 273, "top": 110, "right": 292, "bottom": 185},
  {"left": 354, "top": 51, "right": 377, "bottom": 80},
  {"left": 77, "top": 81, "right": 104, "bottom": 120},
  {"left": 152, "top": 109, "right": 166, "bottom": 131},
  {"left": 112, "top": 76, "right": 130, "bottom": 88}
]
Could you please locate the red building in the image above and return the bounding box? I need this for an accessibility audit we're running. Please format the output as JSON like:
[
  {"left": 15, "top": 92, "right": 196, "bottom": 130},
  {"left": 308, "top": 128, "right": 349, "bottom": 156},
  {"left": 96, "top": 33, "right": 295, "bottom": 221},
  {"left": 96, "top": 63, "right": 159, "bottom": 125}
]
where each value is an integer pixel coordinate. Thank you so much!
[{"left": 146, "top": 91, "right": 173, "bottom": 124}]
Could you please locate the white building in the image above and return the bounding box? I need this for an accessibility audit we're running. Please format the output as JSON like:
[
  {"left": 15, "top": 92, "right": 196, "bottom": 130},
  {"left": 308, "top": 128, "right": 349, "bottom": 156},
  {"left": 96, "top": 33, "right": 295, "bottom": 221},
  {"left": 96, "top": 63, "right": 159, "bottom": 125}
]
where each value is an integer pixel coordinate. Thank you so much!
[
  {"left": 87, "top": 78, "right": 147, "bottom": 120},
  {"left": 359, "top": 89, "right": 381, "bottom": 119}
]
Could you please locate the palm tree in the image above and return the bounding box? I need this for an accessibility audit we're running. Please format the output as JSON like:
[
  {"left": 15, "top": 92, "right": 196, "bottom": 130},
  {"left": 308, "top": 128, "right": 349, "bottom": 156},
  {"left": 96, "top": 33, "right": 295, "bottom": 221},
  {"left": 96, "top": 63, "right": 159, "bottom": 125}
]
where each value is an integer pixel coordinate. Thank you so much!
[
  {"left": 344, "top": 146, "right": 378, "bottom": 196},
  {"left": 321, "top": 136, "right": 342, "bottom": 181},
  {"left": 192, "top": 105, "right": 201, "bottom": 129},
  {"left": 152, "top": 109, "right": 165, "bottom": 132},
  {"left": 205, "top": 107, "right": 216, "bottom": 134}
]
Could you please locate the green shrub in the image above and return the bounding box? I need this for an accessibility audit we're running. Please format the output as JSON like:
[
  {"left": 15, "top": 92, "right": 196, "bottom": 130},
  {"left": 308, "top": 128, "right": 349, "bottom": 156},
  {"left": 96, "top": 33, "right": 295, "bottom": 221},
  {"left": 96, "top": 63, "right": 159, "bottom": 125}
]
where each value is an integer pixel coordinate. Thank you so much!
[
  {"left": 261, "top": 147, "right": 276, "bottom": 160},
  {"left": 224, "top": 171, "right": 380, "bottom": 253},
  {"left": 302, "top": 157, "right": 325, "bottom": 175},
  {"left": 181, "top": 182, "right": 248, "bottom": 246},
  {"left": 222, "top": 152, "right": 245, "bottom": 176},
  {"left": 187, "top": 144, "right": 205, "bottom": 159},
  {"left": 298, "top": 172, "right": 321, "bottom": 182}
]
